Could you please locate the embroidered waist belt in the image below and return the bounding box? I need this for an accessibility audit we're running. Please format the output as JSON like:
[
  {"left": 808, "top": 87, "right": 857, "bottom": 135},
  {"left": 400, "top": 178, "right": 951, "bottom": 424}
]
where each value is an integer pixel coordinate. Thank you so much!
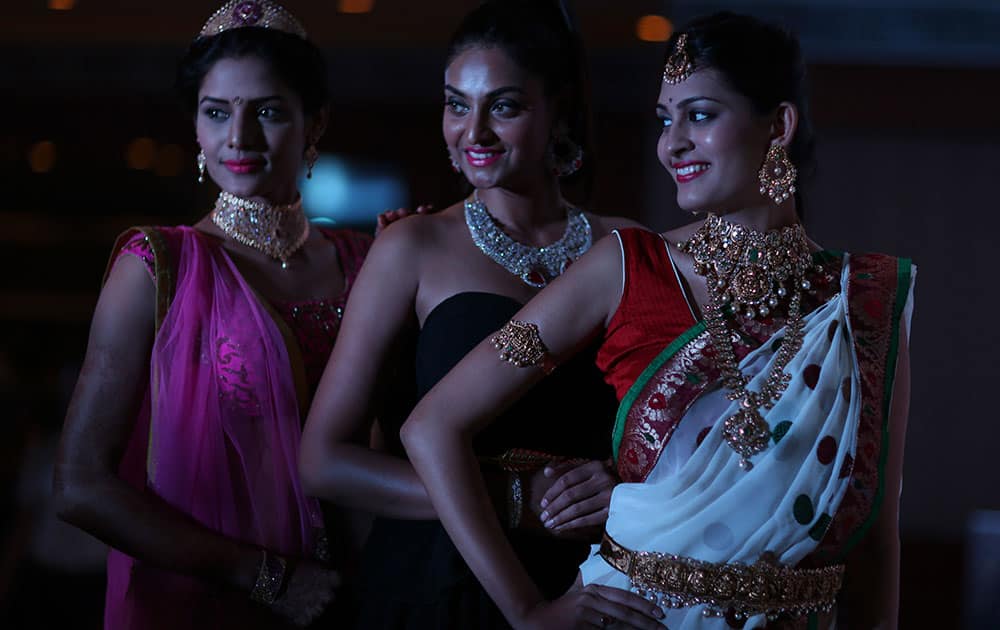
[{"left": 599, "top": 532, "right": 844, "bottom": 620}]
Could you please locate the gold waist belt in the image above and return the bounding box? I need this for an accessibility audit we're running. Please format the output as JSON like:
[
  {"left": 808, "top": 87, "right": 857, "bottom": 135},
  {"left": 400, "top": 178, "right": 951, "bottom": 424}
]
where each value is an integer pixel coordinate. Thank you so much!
[{"left": 599, "top": 532, "right": 844, "bottom": 621}]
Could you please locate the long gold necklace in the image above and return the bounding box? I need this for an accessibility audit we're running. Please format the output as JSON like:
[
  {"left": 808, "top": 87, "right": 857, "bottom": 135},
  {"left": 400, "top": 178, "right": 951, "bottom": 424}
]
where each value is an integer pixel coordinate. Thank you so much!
[
  {"left": 677, "top": 214, "right": 814, "bottom": 470},
  {"left": 210, "top": 191, "right": 310, "bottom": 268}
]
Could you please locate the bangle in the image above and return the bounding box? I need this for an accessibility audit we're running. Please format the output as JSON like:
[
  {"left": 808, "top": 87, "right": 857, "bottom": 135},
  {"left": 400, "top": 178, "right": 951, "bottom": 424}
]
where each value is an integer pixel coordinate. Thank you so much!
[
  {"left": 249, "top": 549, "right": 287, "bottom": 605},
  {"left": 508, "top": 472, "right": 523, "bottom": 529}
]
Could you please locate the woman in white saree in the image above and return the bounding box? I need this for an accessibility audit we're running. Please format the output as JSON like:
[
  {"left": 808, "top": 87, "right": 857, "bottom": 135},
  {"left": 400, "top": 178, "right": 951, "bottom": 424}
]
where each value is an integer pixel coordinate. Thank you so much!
[{"left": 400, "top": 12, "right": 914, "bottom": 629}]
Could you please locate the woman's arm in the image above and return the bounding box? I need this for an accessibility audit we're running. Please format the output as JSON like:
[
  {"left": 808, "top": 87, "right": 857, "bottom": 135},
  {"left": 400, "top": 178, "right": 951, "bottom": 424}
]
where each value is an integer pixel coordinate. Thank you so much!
[
  {"left": 841, "top": 318, "right": 910, "bottom": 629},
  {"left": 54, "top": 254, "right": 262, "bottom": 592},
  {"left": 299, "top": 217, "right": 438, "bottom": 518},
  {"left": 401, "top": 236, "right": 663, "bottom": 628}
]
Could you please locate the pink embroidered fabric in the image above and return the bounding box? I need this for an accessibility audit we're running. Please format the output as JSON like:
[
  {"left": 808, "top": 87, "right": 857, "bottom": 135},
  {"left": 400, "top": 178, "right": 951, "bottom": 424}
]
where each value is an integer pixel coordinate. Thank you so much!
[
  {"left": 119, "top": 227, "right": 369, "bottom": 393},
  {"left": 104, "top": 225, "right": 370, "bottom": 629}
]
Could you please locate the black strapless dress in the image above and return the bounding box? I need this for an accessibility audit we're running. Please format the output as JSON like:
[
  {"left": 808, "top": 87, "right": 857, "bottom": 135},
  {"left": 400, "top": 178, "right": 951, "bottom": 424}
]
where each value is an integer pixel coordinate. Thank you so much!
[{"left": 355, "top": 292, "right": 618, "bottom": 629}]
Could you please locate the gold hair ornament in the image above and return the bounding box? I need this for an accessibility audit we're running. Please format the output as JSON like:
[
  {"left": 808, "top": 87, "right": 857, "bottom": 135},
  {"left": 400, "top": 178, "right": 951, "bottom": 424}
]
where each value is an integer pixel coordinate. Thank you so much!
[
  {"left": 200, "top": 0, "right": 307, "bottom": 39},
  {"left": 662, "top": 33, "right": 695, "bottom": 84}
]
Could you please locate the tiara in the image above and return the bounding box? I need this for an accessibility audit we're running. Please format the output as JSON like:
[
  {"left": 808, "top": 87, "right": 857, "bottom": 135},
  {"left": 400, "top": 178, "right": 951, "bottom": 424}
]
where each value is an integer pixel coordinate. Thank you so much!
[
  {"left": 199, "top": 0, "right": 307, "bottom": 40},
  {"left": 662, "top": 33, "right": 695, "bottom": 84}
]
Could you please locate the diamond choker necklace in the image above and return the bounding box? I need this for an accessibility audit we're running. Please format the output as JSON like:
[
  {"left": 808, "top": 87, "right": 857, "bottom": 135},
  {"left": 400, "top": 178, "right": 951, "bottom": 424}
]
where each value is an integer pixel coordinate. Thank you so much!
[
  {"left": 464, "top": 193, "right": 592, "bottom": 288},
  {"left": 210, "top": 191, "right": 310, "bottom": 268}
]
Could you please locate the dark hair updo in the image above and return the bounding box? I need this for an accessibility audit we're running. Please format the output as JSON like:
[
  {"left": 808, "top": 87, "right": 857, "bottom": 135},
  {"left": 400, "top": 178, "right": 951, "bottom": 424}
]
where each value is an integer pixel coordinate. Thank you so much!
[
  {"left": 445, "top": 0, "right": 595, "bottom": 196},
  {"left": 176, "top": 27, "right": 329, "bottom": 119},
  {"left": 670, "top": 12, "right": 815, "bottom": 211}
]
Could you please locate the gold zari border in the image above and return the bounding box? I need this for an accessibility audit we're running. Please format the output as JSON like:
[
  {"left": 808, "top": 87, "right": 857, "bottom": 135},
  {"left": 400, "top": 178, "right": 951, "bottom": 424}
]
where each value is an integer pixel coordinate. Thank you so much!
[{"left": 599, "top": 533, "right": 843, "bottom": 619}]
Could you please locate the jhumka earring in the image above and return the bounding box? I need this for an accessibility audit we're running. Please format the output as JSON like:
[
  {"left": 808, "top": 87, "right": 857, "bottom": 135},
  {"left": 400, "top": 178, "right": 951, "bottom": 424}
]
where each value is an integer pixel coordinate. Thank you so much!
[
  {"left": 304, "top": 144, "right": 319, "bottom": 179},
  {"left": 758, "top": 144, "right": 797, "bottom": 204},
  {"left": 662, "top": 33, "right": 695, "bottom": 84},
  {"left": 447, "top": 150, "right": 461, "bottom": 173},
  {"left": 197, "top": 149, "right": 207, "bottom": 183},
  {"left": 546, "top": 132, "right": 583, "bottom": 177}
]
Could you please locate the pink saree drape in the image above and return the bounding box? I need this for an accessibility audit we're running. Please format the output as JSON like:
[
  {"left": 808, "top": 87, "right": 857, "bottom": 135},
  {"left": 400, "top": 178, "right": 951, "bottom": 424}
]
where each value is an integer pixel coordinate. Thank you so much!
[{"left": 104, "top": 227, "right": 322, "bottom": 629}]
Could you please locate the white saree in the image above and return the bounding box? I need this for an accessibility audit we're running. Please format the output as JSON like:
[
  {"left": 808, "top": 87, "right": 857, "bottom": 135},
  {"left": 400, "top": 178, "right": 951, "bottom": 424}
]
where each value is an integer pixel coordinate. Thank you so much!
[{"left": 581, "top": 254, "right": 916, "bottom": 629}]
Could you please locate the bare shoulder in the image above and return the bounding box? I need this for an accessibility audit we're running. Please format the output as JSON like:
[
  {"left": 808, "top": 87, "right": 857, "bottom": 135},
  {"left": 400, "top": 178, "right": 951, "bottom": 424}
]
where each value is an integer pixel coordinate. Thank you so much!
[
  {"left": 374, "top": 201, "right": 465, "bottom": 250},
  {"left": 570, "top": 231, "right": 626, "bottom": 280},
  {"left": 353, "top": 201, "right": 468, "bottom": 293},
  {"left": 85, "top": 252, "right": 157, "bottom": 365},
  {"left": 584, "top": 212, "right": 647, "bottom": 239},
  {"left": 661, "top": 219, "right": 704, "bottom": 246},
  {"left": 102, "top": 252, "right": 156, "bottom": 314}
]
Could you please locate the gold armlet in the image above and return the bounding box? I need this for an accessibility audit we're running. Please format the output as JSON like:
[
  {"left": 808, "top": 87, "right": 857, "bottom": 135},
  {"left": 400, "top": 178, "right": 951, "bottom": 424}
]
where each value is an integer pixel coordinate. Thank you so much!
[{"left": 491, "top": 320, "right": 556, "bottom": 375}]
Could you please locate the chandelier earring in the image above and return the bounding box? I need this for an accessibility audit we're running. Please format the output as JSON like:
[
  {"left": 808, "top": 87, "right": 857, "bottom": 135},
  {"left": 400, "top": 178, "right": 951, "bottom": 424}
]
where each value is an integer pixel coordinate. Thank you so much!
[
  {"left": 304, "top": 144, "right": 319, "bottom": 179},
  {"left": 197, "top": 149, "right": 207, "bottom": 183},
  {"left": 545, "top": 131, "right": 583, "bottom": 178},
  {"left": 758, "top": 143, "right": 797, "bottom": 205}
]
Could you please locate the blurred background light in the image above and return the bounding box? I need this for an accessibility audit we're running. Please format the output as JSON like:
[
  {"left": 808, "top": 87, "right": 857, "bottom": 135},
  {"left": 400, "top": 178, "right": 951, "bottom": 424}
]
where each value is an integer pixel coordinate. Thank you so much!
[
  {"left": 125, "top": 137, "right": 157, "bottom": 171},
  {"left": 28, "top": 141, "right": 57, "bottom": 173},
  {"left": 338, "top": 0, "right": 375, "bottom": 15},
  {"left": 154, "top": 143, "right": 186, "bottom": 177},
  {"left": 636, "top": 15, "right": 673, "bottom": 43},
  {"left": 300, "top": 154, "right": 408, "bottom": 227}
]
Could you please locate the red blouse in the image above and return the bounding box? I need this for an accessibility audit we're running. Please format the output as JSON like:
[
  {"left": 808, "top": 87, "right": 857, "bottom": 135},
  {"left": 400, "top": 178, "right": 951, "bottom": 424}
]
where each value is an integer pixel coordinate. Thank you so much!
[{"left": 596, "top": 228, "right": 697, "bottom": 402}]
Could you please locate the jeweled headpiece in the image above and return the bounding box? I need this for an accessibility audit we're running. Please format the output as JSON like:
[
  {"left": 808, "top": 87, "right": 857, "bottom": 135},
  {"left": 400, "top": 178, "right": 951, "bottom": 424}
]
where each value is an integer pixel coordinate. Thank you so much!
[
  {"left": 200, "top": 0, "right": 307, "bottom": 40},
  {"left": 662, "top": 33, "right": 695, "bottom": 84}
]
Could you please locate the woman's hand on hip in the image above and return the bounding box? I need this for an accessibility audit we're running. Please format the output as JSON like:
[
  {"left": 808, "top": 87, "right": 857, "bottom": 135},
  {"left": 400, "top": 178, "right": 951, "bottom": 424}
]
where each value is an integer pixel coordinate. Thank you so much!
[
  {"left": 520, "top": 575, "right": 664, "bottom": 629},
  {"left": 536, "top": 458, "right": 618, "bottom": 537}
]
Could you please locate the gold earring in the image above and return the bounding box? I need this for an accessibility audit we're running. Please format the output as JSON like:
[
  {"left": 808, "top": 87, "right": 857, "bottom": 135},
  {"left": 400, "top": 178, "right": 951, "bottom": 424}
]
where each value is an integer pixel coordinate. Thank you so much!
[
  {"left": 197, "top": 149, "right": 207, "bottom": 183},
  {"left": 758, "top": 144, "right": 796, "bottom": 204},
  {"left": 305, "top": 144, "right": 319, "bottom": 179}
]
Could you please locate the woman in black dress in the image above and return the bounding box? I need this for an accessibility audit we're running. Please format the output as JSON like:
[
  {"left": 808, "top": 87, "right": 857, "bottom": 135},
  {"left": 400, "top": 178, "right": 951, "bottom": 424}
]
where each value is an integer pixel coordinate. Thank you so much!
[{"left": 299, "top": 1, "right": 648, "bottom": 627}]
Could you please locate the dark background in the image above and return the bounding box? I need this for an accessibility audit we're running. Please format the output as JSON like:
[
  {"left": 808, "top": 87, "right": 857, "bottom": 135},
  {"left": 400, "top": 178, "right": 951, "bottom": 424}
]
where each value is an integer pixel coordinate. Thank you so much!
[{"left": 2, "top": 1, "right": 998, "bottom": 628}]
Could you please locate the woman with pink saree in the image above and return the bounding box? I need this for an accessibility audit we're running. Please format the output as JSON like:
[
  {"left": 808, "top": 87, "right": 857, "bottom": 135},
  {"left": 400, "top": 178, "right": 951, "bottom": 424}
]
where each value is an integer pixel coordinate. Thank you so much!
[
  {"left": 400, "top": 13, "right": 914, "bottom": 630},
  {"left": 54, "top": 2, "right": 369, "bottom": 627}
]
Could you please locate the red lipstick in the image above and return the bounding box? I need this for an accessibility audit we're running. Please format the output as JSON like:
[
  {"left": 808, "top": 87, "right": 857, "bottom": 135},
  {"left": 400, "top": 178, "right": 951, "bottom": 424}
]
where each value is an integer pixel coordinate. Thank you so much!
[
  {"left": 223, "top": 159, "right": 265, "bottom": 174},
  {"left": 671, "top": 161, "right": 711, "bottom": 184},
  {"left": 464, "top": 147, "right": 505, "bottom": 168}
]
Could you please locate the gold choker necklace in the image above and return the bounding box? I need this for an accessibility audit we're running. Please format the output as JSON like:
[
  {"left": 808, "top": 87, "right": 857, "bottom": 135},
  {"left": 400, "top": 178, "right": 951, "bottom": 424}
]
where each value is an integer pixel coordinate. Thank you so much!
[
  {"left": 210, "top": 191, "right": 310, "bottom": 268},
  {"left": 678, "top": 214, "right": 814, "bottom": 470}
]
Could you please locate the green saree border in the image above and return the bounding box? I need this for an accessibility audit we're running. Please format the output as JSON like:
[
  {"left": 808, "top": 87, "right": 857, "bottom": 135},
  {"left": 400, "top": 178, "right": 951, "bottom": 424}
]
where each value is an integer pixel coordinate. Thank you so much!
[
  {"left": 835, "top": 257, "right": 912, "bottom": 562},
  {"left": 610, "top": 250, "right": 840, "bottom": 463},
  {"left": 611, "top": 322, "right": 706, "bottom": 461}
]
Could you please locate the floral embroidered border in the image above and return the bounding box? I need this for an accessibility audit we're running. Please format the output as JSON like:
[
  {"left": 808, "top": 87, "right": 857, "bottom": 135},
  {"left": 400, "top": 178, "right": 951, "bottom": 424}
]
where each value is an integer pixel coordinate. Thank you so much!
[{"left": 811, "top": 254, "right": 911, "bottom": 561}]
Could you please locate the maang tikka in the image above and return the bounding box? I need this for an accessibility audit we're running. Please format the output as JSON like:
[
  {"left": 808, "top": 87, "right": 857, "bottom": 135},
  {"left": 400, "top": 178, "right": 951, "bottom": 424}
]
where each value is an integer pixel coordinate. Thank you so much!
[{"left": 662, "top": 33, "right": 695, "bottom": 84}]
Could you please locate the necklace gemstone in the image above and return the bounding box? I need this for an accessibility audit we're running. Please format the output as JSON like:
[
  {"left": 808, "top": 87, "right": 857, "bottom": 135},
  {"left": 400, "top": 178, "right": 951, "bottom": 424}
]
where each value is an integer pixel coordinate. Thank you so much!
[{"left": 464, "top": 193, "right": 592, "bottom": 288}]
